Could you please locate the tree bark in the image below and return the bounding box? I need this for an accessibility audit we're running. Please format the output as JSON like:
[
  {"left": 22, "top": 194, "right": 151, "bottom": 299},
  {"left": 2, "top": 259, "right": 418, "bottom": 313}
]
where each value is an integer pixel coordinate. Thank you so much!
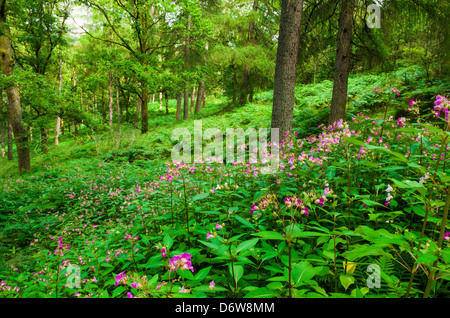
[
  {"left": 108, "top": 71, "right": 113, "bottom": 127},
  {"left": 1, "top": 120, "right": 4, "bottom": 159},
  {"left": 195, "top": 80, "right": 204, "bottom": 114},
  {"left": 141, "top": 89, "right": 149, "bottom": 133},
  {"left": 7, "top": 116, "right": 12, "bottom": 160},
  {"left": 176, "top": 91, "right": 182, "bottom": 121},
  {"left": 183, "top": 14, "right": 191, "bottom": 121},
  {"left": 0, "top": 4, "right": 30, "bottom": 172},
  {"left": 328, "top": 0, "right": 354, "bottom": 125},
  {"left": 239, "top": 0, "right": 259, "bottom": 107},
  {"left": 55, "top": 54, "right": 63, "bottom": 146},
  {"left": 271, "top": 0, "right": 304, "bottom": 140},
  {"left": 116, "top": 86, "right": 121, "bottom": 133},
  {"left": 135, "top": 97, "right": 141, "bottom": 129}
]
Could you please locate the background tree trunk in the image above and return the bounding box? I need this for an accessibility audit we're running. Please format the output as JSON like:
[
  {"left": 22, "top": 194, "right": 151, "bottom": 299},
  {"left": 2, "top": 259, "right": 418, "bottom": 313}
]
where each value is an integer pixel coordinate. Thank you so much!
[
  {"left": 116, "top": 86, "right": 121, "bottom": 133},
  {"left": 271, "top": 0, "right": 304, "bottom": 140},
  {"left": 176, "top": 91, "right": 182, "bottom": 121},
  {"left": 328, "top": 0, "right": 354, "bottom": 125},
  {"left": 0, "top": 5, "right": 30, "bottom": 172},
  {"left": 7, "top": 116, "right": 12, "bottom": 160},
  {"left": 183, "top": 14, "right": 191, "bottom": 121},
  {"left": 141, "top": 89, "right": 149, "bottom": 133},
  {"left": 239, "top": 0, "right": 259, "bottom": 107},
  {"left": 108, "top": 71, "right": 113, "bottom": 127},
  {"left": 55, "top": 54, "right": 63, "bottom": 146}
]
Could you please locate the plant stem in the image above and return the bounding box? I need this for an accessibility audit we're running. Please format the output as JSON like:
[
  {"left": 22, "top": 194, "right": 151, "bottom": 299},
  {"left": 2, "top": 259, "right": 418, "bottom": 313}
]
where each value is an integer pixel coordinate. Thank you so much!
[{"left": 423, "top": 187, "right": 450, "bottom": 298}]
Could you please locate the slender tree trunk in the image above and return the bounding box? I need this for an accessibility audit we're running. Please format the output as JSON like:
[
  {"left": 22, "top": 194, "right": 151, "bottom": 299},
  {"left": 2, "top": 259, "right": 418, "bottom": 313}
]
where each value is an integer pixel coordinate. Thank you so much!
[
  {"left": 328, "top": 0, "right": 354, "bottom": 125},
  {"left": 135, "top": 97, "right": 141, "bottom": 129},
  {"left": 116, "top": 86, "right": 121, "bottom": 133},
  {"left": 239, "top": 0, "right": 258, "bottom": 107},
  {"left": 164, "top": 91, "right": 169, "bottom": 115},
  {"left": 40, "top": 127, "right": 48, "bottom": 154},
  {"left": 271, "top": 0, "right": 304, "bottom": 140},
  {"left": 55, "top": 54, "right": 63, "bottom": 146},
  {"left": 195, "top": 80, "right": 204, "bottom": 114},
  {"left": 108, "top": 71, "right": 113, "bottom": 127},
  {"left": 0, "top": 8, "right": 30, "bottom": 172},
  {"left": 1, "top": 120, "right": 4, "bottom": 159},
  {"left": 183, "top": 14, "right": 191, "bottom": 121},
  {"left": 176, "top": 92, "right": 182, "bottom": 121},
  {"left": 159, "top": 90, "right": 163, "bottom": 110},
  {"left": 7, "top": 116, "right": 12, "bottom": 160},
  {"left": 141, "top": 89, "right": 149, "bottom": 133},
  {"left": 190, "top": 86, "right": 195, "bottom": 115}
]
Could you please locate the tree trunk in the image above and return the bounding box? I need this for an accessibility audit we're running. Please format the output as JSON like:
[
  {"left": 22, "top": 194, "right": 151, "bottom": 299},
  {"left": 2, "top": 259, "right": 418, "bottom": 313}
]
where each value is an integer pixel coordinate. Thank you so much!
[
  {"left": 108, "top": 71, "right": 113, "bottom": 127},
  {"left": 328, "top": 0, "right": 354, "bottom": 125},
  {"left": 190, "top": 86, "right": 195, "bottom": 115},
  {"left": 239, "top": 0, "right": 258, "bottom": 107},
  {"left": 271, "top": 0, "right": 304, "bottom": 140},
  {"left": 1, "top": 120, "right": 4, "bottom": 159},
  {"left": 176, "top": 91, "right": 182, "bottom": 121},
  {"left": 141, "top": 89, "right": 149, "bottom": 133},
  {"left": 116, "top": 86, "right": 121, "bottom": 133},
  {"left": 159, "top": 90, "right": 163, "bottom": 110},
  {"left": 40, "top": 127, "right": 48, "bottom": 154},
  {"left": 195, "top": 80, "right": 204, "bottom": 114},
  {"left": 55, "top": 54, "right": 63, "bottom": 146},
  {"left": 183, "top": 14, "right": 191, "bottom": 121},
  {"left": 7, "top": 116, "right": 12, "bottom": 160},
  {"left": 164, "top": 91, "right": 169, "bottom": 115},
  {"left": 135, "top": 97, "right": 141, "bottom": 129},
  {"left": 0, "top": 9, "right": 31, "bottom": 172}
]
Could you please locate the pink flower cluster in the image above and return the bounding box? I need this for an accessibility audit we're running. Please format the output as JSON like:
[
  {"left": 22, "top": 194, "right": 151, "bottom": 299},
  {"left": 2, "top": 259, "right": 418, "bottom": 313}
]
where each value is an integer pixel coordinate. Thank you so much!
[
  {"left": 169, "top": 253, "right": 194, "bottom": 273},
  {"left": 284, "top": 197, "right": 309, "bottom": 216},
  {"left": 433, "top": 94, "right": 449, "bottom": 121}
]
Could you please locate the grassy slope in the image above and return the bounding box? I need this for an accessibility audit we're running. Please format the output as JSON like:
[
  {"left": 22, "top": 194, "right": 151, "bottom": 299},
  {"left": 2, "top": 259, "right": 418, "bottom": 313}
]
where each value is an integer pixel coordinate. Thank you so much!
[{"left": 0, "top": 66, "right": 448, "bottom": 178}]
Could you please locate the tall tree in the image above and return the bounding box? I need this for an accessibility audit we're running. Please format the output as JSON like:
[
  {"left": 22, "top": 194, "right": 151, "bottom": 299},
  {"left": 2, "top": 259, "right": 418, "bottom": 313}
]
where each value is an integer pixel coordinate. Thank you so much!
[
  {"left": 0, "top": 0, "right": 31, "bottom": 172},
  {"left": 271, "top": 0, "right": 304, "bottom": 140},
  {"left": 328, "top": 0, "right": 354, "bottom": 124}
]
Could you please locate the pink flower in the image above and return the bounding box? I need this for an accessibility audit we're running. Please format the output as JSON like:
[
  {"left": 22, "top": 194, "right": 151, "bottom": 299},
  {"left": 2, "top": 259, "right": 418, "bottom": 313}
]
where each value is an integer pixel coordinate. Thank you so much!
[
  {"left": 115, "top": 272, "right": 126, "bottom": 286},
  {"left": 443, "top": 232, "right": 450, "bottom": 241},
  {"left": 161, "top": 248, "right": 166, "bottom": 258},
  {"left": 169, "top": 253, "right": 194, "bottom": 273},
  {"left": 209, "top": 280, "right": 215, "bottom": 291},
  {"left": 206, "top": 231, "right": 215, "bottom": 240},
  {"left": 127, "top": 292, "right": 133, "bottom": 298},
  {"left": 215, "top": 222, "right": 223, "bottom": 230}
]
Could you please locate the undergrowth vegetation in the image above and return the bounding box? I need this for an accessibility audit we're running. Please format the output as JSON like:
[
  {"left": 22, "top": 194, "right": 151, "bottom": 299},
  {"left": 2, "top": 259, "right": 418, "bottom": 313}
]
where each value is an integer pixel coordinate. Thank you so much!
[{"left": 1, "top": 70, "right": 449, "bottom": 298}]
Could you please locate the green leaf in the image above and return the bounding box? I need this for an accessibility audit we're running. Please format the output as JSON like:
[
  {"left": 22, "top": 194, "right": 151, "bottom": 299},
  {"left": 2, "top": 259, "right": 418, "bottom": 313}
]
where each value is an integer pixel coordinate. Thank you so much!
[
  {"left": 236, "top": 238, "right": 259, "bottom": 254},
  {"left": 112, "top": 286, "right": 124, "bottom": 298},
  {"left": 417, "top": 251, "right": 438, "bottom": 264},
  {"left": 192, "top": 192, "right": 209, "bottom": 201},
  {"left": 342, "top": 243, "right": 390, "bottom": 261},
  {"left": 253, "top": 231, "right": 285, "bottom": 240},
  {"left": 339, "top": 275, "right": 355, "bottom": 291},
  {"left": 291, "top": 261, "right": 316, "bottom": 287},
  {"left": 194, "top": 266, "right": 212, "bottom": 281},
  {"left": 233, "top": 215, "right": 255, "bottom": 230},
  {"left": 163, "top": 234, "right": 174, "bottom": 249},
  {"left": 244, "top": 287, "right": 274, "bottom": 298},
  {"left": 229, "top": 265, "right": 244, "bottom": 284}
]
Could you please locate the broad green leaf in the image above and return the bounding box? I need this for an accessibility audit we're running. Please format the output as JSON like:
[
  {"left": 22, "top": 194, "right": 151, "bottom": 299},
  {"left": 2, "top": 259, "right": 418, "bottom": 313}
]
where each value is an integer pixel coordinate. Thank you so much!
[
  {"left": 192, "top": 192, "right": 209, "bottom": 201},
  {"left": 236, "top": 238, "right": 259, "bottom": 254},
  {"left": 229, "top": 265, "right": 244, "bottom": 284},
  {"left": 163, "top": 234, "right": 174, "bottom": 249},
  {"left": 253, "top": 231, "right": 285, "bottom": 240},
  {"left": 339, "top": 275, "right": 355, "bottom": 291},
  {"left": 234, "top": 215, "right": 255, "bottom": 230},
  {"left": 291, "top": 261, "right": 316, "bottom": 287},
  {"left": 244, "top": 287, "right": 274, "bottom": 298},
  {"left": 194, "top": 266, "right": 212, "bottom": 281}
]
